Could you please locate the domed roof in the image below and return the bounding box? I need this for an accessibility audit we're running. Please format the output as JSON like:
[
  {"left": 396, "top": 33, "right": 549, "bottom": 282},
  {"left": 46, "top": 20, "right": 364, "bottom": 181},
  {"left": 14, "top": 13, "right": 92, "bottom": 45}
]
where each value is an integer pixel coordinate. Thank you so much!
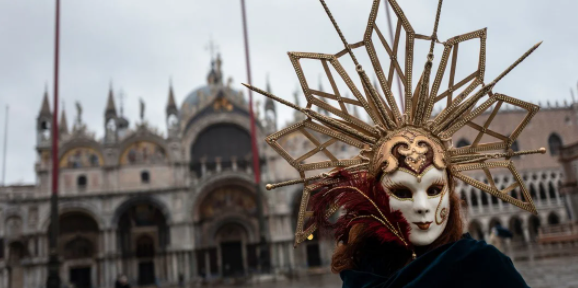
[
  {"left": 182, "top": 85, "right": 213, "bottom": 108},
  {"left": 180, "top": 55, "right": 249, "bottom": 120}
]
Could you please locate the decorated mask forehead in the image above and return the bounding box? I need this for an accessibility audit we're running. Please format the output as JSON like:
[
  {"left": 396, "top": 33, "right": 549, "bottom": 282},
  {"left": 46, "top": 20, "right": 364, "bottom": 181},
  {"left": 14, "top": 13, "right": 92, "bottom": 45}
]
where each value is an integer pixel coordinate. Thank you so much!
[{"left": 371, "top": 128, "right": 446, "bottom": 178}]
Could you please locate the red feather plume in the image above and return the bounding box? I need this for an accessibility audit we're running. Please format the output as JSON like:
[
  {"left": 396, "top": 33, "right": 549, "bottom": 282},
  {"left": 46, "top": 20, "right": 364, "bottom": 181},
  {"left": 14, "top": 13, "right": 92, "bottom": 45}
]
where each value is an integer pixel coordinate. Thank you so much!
[{"left": 308, "top": 169, "right": 412, "bottom": 250}]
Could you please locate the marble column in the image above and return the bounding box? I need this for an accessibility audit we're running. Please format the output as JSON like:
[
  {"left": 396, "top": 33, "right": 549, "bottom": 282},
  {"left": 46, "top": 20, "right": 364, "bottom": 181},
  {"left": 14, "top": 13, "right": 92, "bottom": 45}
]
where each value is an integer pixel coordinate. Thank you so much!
[
  {"left": 522, "top": 221, "right": 530, "bottom": 244},
  {"left": 476, "top": 190, "right": 483, "bottom": 213},
  {"left": 204, "top": 252, "right": 210, "bottom": 277},
  {"left": 183, "top": 252, "right": 190, "bottom": 282},
  {"left": 172, "top": 252, "right": 179, "bottom": 283},
  {"left": 277, "top": 243, "right": 285, "bottom": 270}
]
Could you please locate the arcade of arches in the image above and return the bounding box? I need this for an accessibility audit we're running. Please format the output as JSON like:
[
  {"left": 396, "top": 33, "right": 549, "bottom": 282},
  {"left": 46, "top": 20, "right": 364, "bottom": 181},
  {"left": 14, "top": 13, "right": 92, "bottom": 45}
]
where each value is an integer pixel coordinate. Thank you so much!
[
  {"left": 467, "top": 211, "right": 563, "bottom": 245},
  {"left": 31, "top": 202, "right": 171, "bottom": 288}
]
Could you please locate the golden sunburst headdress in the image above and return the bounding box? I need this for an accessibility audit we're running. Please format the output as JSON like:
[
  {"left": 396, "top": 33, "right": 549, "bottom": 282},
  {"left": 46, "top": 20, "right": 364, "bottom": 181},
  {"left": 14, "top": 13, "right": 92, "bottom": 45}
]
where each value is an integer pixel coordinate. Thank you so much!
[{"left": 243, "top": 0, "right": 545, "bottom": 246}]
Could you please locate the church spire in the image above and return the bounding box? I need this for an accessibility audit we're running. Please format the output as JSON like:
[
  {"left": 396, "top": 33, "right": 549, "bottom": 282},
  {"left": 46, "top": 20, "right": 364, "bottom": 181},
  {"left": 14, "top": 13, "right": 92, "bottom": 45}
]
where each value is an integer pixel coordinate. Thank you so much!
[
  {"left": 105, "top": 82, "right": 117, "bottom": 118},
  {"left": 166, "top": 78, "right": 178, "bottom": 116},
  {"left": 264, "top": 75, "right": 275, "bottom": 113},
  {"left": 59, "top": 104, "right": 69, "bottom": 136},
  {"left": 39, "top": 85, "right": 52, "bottom": 117}
]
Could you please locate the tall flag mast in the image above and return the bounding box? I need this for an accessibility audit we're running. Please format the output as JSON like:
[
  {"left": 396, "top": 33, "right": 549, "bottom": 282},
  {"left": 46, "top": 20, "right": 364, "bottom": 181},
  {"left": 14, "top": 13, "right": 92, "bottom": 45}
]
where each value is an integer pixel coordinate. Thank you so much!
[
  {"left": 47, "top": 0, "right": 61, "bottom": 287},
  {"left": 1, "top": 106, "right": 8, "bottom": 186},
  {"left": 240, "top": 0, "right": 270, "bottom": 272}
]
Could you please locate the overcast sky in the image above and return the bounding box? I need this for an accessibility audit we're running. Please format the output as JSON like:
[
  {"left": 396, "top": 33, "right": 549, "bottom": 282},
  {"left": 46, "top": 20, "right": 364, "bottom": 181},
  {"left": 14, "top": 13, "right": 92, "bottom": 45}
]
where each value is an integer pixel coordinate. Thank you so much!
[{"left": 0, "top": 0, "right": 577, "bottom": 185}]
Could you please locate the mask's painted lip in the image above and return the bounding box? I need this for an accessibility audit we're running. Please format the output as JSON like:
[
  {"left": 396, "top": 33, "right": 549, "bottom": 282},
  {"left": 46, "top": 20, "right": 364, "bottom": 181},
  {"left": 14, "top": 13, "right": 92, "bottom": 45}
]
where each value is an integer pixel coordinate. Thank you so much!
[{"left": 413, "top": 221, "right": 432, "bottom": 231}]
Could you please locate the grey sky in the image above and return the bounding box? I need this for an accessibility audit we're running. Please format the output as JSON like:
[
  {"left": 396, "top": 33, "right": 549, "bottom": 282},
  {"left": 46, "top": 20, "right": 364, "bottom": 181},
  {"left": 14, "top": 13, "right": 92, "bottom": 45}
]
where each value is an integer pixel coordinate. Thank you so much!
[{"left": 0, "top": 0, "right": 576, "bottom": 184}]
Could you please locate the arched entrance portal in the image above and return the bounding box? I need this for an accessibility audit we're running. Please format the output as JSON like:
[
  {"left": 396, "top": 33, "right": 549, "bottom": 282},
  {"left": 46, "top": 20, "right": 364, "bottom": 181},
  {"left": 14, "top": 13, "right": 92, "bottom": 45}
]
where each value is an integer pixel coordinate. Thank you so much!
[
  {"left": 216, "top": 223, "right": 248, "bottom": 277},
  {"left": 53, "top": 211, "right": 99, "bottom": 288},
  {"left": 508, "top": 216, "right": 524, "bottom": 243},
  {"left": 116, "top": 200, "right": 169, "bottom": 285},
  {"left": 195, "top": 185, "right": 259, "bottom": 278},
  {"left": 7, "top": 241, "right": 28, "bottom": 288}
]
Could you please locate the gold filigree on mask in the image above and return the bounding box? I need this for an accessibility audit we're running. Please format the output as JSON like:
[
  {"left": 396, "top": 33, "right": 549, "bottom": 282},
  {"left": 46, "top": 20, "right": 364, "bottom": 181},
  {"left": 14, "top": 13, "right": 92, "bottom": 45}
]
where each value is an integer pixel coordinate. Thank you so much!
[
  {"left": 398, "top": 142, "right": 428, "bottom": 173},
  {"left": 372, "top": 128, "right": 446, "bottom": 176}
]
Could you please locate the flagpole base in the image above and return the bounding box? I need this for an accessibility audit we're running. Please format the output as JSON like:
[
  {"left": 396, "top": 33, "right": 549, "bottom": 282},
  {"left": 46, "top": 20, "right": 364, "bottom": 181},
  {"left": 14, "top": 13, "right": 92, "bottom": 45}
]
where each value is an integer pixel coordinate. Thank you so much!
[{"left": 46, "top": 254, "right": 60, "bottom": 288}]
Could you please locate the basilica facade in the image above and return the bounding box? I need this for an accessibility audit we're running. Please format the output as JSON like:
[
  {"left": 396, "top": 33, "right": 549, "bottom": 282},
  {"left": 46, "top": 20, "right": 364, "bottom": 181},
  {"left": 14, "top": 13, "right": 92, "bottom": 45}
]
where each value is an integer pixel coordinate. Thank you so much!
[
  {"left": 0, "top": 55, "right": 336, "bottom": 288},
  {"left": 0, "top": 54, "right": 574, "bottom": 288}
]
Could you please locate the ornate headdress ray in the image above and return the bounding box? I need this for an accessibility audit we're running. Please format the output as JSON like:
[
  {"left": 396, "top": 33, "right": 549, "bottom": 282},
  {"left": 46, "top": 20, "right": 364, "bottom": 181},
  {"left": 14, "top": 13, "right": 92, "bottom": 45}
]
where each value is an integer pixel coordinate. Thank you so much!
[{"left": 244, "top": 0, "right": 545, "bottom": 246}]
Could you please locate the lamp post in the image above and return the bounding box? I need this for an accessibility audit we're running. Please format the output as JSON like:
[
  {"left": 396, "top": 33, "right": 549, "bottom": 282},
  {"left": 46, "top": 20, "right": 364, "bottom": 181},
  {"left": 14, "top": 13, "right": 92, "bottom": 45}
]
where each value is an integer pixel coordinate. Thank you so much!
[
  {"left": 240, "top": 0, "right": 270, "bottom": 272},
  {"left": 46, "top": 0, "right": 61, "bottom": 287}
]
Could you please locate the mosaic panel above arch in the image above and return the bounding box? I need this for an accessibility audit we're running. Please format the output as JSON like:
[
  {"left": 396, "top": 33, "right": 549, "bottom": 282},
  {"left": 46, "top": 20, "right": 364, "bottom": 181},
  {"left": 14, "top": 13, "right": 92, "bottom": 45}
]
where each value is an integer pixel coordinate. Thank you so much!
[
  {"left": 59, "top": 147, "right": 103, "bottom": 169},
  {"left": 120, "top": 141, "right": 167, "bottom": 165},
  {"left": 200, "top": 186, "right": 257, "bottom": 220}
]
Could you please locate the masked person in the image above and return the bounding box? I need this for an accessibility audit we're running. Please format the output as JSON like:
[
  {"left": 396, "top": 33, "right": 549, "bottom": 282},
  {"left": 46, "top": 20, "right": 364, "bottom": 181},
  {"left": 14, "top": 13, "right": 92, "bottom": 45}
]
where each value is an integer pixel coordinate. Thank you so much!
[{"left": 245, "top": 0, "right": 544, "bottom": 287}]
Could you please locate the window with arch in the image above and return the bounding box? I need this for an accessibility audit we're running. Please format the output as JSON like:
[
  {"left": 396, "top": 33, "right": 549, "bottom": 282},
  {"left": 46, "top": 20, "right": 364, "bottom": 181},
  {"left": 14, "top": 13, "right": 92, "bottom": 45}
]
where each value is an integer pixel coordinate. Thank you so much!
[
  {"left": 456, "top": 138, "right": 471, "bottom": 148},
  {"left": 548, "top": 133, "right": 563, "bottom": 156},
  {"left": 548, "top": 182, "right": 557, "bottom": 199},
  {"left": 510, "top": 189, "right": 518, "bottom": 200},
  {"left": 77, "top": 175, "right": 87, "bottom": 189},
  {"left": 481, "top": 191, "right": 489, "bottom": 206},
  {"left": 470, "top": 190, "right": 478, "bottom": 207},
  {"left": 141, "top": 170, "right": 150, "bottom": 184},
  {"left": 491, "top": 195, "right": 499, "bottom": 205},
  {"left": 167, "top": 114, "right": 179, "bottom": 129},
  {"left": 106, "top": 118, "right": 116, "bottom": 131},
  {"left": 511, "top": 140, "right": 520, "bottom": 158},
  {"left": 547, "top": 212, "right": 560, "bottom": 225},
  {"left": 40, "top": 119, "right": 51, "bottom": 140},
  {"left": 539, "top": 183, "right": 547, "bottom": 200},
  {"left": 191, "top": 124, "right": 252, "bottom": 175},
  {"left": 511, "top": 140, "right": 520, "bottom": 152},
  {"left": 529, "top": 184, "right": 537, "bottom": 200}
]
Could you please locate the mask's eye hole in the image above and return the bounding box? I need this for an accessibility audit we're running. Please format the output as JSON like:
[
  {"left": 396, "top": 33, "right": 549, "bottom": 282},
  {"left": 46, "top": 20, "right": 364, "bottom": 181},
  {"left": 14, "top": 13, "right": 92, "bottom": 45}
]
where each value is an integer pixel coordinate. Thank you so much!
[
  {"left": 427, "top": 185, "right": 444, "bottom": 196},
  {"left": 390, "top": 187, "right": 412, "bottom": 199}
]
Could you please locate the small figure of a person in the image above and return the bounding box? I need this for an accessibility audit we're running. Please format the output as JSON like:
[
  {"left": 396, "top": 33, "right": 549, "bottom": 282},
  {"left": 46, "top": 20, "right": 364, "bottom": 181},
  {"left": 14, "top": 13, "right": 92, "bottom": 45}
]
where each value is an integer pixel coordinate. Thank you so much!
[
  {"left": 489, "top": 226, "right": 503, "bottom": 251},
  {"left": 115, "top": 274, "right": 130, "bottom": 288}
]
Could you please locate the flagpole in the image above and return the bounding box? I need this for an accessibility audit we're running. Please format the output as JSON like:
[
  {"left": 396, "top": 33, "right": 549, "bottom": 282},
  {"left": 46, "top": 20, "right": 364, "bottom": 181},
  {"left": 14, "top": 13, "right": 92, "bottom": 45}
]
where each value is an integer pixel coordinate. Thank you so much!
[
  {"left": 1, "top": 106, "right": 8, "bottom": 186},
  {"left": 47, "top": 0, "right": 61, "bottom": 287},
  {"left": 240, "top": 0, "right": 270, "bottom": 273}
]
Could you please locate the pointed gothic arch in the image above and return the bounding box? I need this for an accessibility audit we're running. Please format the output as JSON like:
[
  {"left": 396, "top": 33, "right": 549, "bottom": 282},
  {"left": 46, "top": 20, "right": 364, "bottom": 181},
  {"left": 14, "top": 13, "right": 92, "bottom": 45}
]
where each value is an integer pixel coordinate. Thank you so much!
[
  {"left": 548, "top": 182, "right": 557, "bottom": 199},
  {"left": 539, "top": 183, "right": 547, "bottom": 200},
  {"left": 547, "top": 212, "right": 560, "bottom": 225},
  {"left": 470, "top": 189, "right": 478, "bottom": 207}
]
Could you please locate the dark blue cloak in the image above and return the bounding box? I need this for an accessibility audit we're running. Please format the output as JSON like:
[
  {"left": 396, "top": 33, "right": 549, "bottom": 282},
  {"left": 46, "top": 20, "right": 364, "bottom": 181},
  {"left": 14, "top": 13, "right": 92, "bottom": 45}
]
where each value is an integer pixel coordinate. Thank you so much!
[{"left": 340, "top": 234, "right": 529, "bottom": 288}]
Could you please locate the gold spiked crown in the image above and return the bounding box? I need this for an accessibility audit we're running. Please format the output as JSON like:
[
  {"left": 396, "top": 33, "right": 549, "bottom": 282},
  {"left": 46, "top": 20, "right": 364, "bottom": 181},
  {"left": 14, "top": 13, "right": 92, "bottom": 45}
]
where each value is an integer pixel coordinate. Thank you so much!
[{"left": 244, "top": 0, "right": 545, "bottom": 246}]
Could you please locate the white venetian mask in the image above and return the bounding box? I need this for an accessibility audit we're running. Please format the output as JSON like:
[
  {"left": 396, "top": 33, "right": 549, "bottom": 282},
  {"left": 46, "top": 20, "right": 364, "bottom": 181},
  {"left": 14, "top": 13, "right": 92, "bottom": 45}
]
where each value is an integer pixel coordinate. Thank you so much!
[{"left": 380, "top": 167, "right": 450, "bottom": 246}]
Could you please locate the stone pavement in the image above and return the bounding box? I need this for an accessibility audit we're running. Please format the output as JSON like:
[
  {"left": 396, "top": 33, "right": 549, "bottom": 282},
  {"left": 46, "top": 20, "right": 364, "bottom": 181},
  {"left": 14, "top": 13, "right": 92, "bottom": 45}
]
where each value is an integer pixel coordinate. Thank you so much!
[
  {"left": 515, "top": 256, "right": 578, "bottom": 288},
  {"left": 204, "top": 255, "right": 578, "bottom": 288}
]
